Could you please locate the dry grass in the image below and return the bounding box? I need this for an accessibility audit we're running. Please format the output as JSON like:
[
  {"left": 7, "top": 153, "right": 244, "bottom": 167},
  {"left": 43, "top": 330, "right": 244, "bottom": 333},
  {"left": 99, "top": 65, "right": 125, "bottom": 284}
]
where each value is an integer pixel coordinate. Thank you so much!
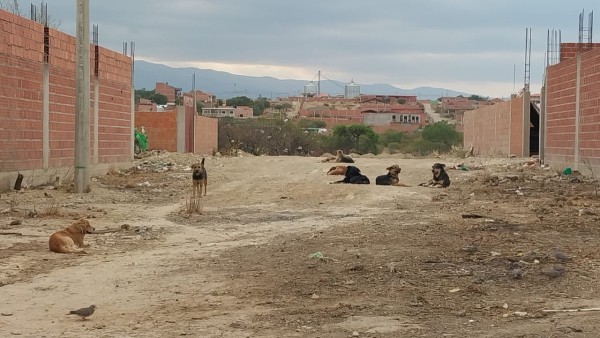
[
  {"left": 41, "top": 198, "right": 61, "bottom": 216},
  {"left": 185, "top": 196, "right": 203, "bottom": 214}
]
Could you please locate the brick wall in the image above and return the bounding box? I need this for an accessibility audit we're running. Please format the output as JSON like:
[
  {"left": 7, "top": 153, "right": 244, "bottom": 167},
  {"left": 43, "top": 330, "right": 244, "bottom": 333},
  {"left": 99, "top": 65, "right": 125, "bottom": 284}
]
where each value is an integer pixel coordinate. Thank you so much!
[
  {"left": 135, "top": 111, "right": 178, "bottom": 152},
  {"left": 463, "top": 96, "right": 525, "bottom": 156},
  {"left": 0, "top": 10, "right": 44, "bottom": 172},
  {"left": 546, "top": 46, "right": 600, "bottom": 172},
  {"left": 0, "top": 9, "right": 133, "bottom": 190},
  {"left": 559, "top": 43, "right": 600, "bottom": 62},
  {"left": 155, "top": 82, "right": 178, "bottom": 102},
  {"left": 194, "top": 116, "right": 218, "bottom": 155}
]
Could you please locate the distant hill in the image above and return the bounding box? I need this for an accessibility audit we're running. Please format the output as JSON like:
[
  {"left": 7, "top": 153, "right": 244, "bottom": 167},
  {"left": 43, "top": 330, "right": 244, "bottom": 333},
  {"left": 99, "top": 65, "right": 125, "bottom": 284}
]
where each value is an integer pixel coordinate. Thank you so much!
[{"left": 134, "top": 60, "right": 470, "bottom": 100}]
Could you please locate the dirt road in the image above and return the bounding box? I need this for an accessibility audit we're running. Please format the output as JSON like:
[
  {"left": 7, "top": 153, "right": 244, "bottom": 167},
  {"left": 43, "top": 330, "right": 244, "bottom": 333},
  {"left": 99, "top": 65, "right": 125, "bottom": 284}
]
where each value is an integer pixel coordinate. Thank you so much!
[{"left": 1, "top": 153, "right": 600, "bottom": 337}]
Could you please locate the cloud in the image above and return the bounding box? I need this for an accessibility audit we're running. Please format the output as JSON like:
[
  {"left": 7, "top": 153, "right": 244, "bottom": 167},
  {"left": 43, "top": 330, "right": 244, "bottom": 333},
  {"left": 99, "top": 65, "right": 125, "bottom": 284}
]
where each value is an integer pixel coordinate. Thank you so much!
[{"left": 46, "top": 0, "right": 596, "bottom": 98}]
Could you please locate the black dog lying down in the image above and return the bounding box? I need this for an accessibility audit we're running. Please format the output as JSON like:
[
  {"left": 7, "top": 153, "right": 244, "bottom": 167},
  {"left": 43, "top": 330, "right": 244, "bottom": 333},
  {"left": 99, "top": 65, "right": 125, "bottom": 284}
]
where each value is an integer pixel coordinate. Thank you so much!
[
  {"left": 330, "top": 165, "right": 370, "bottom": 184},
  {"left": 375, "top": 164, "right": 409, "bottom": 187},
  {"left": 419, "top": 163, "right": 450, "bottom": 188}
]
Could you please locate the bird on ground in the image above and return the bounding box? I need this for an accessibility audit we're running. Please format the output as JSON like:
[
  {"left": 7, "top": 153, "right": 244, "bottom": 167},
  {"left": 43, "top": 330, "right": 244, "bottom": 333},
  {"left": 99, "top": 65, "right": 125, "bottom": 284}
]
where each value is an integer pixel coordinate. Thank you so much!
[
  {"left": 541, "top": 264, "right": 565, "bottom": 278},
  {"left": 67, "top": 305, "right": 97, "bottom": 320},
  {"left": 552, "top": 248, "right": 572, "bottom": 263},
  {"left": 509, "top": 268, "right": 523, "bottom": 279}
]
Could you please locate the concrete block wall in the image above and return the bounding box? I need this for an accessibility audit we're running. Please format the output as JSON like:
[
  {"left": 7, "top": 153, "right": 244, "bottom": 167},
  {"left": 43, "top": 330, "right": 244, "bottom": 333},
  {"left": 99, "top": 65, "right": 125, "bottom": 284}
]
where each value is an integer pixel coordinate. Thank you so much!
[{"left": 0, "top": 9, "right": 133, "bottom": 190}]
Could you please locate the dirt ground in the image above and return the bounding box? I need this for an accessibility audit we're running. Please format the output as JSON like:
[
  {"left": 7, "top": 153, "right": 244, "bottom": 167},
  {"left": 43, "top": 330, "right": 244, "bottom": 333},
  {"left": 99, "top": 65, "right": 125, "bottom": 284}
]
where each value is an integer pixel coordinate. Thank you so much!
[{"left": 1, "top": 152, "right": 600, "bottom": 337}]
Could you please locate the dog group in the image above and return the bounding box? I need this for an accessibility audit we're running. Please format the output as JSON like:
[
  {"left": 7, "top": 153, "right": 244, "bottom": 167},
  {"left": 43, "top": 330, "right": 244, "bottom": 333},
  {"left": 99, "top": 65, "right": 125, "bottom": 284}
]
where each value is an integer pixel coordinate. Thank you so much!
[
  {"left": 48, "top": 157, "right": 209, "bottom": 255},
  {"left": 328, "top": 152, "right": 450, "bottom": 188},
  {"left": 46, "top": 156, "right": 450, "bottom": 255}
]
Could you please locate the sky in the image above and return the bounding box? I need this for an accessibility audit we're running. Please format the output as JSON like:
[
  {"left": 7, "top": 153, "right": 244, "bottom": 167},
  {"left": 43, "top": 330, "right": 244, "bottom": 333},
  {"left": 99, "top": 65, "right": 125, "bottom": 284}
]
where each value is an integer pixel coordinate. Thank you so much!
[{"left": 36, "top": 0, "right": 599, "bottom": 98}]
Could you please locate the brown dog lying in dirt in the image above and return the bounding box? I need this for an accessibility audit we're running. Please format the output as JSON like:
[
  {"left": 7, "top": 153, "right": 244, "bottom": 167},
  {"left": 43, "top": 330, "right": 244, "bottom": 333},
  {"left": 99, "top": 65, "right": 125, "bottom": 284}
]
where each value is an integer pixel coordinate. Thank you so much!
[
  {"left": 375, "top": 164, "right": 409, "bottom": 187},
  {"left": 321, "top": 150, "right": 355, "bottom": 163},
  {"left": 49, "top": 218, "right": 95, "bottom": 254},
  {"left": 327, "top": 165, "right": 347, "bottom": 175}
]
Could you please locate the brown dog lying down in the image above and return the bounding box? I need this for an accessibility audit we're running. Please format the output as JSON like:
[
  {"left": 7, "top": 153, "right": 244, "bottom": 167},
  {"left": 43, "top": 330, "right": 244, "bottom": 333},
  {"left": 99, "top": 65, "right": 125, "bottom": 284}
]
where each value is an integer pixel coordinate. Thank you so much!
[
  {"left": 327, "top": 165, "right": 347, "bottom": 175},
  {"left": 375, "top": 164, "right": 410, "bottom": 187},
  {"left": 321, "top": 150, "right": 355, "bottom": 163},
  {"left": 49, "top": 218, "right": 95, "bottom": 254}
]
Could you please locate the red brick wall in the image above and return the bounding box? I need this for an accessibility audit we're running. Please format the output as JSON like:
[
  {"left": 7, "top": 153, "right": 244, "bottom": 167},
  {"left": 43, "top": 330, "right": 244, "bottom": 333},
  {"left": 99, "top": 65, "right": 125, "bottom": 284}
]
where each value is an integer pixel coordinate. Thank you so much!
[
  {"left": 194, "top": 116, "right": 218, "bottom": 155},
  {"left": 0, "top": 9, "right": 132, "bottom": 176},
  {"left": 560, "top": 43, "right": 600, "bottom": 62},
  {"left": 135, "top": 111, "right": 178, "bottom": 152},
  {"left": 155, "top": 82, "right": 177, "bottom": 102},
  {"left": 463, "top": 96, "right": 524, "bottom": 156},
  {"left": 546, "top": 47, "right": 600, "bottom": 171},
  {"left": 0, "top": 10, "right": 44, "bottom": 171}
]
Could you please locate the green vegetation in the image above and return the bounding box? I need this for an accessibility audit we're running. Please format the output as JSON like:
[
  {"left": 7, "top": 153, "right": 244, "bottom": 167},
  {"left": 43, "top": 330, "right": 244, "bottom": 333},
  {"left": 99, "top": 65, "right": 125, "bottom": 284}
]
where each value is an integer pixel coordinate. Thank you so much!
[
  {"left": 217, "top": 118, "right": 462, "bottom": 157},
  {"left": 468, "top": 94, "right": 489, "bottom": 101},
  {"left": 297, "top": 119, "right": 326, "bottom": 129},
  {"left": 135, "top": 88, "right": 168, "bottom": 105},
  {"left": 224, "top": 96, "right": 271, "bottom": 117}
]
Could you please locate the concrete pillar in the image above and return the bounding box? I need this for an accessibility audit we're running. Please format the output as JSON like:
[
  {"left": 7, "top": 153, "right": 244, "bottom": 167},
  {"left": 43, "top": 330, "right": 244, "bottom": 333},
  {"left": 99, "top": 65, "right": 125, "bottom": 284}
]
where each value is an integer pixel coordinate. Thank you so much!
[
  {"left": 522, "top": 90, "right": 531, "bottom": 157},
  {"left": 93, "top": 78, "right": 99, "bottom": 164},
  {"left": 74, "top": 0, "right": 91, "bottom": 193},
  {"left": 42, "top": 64, "right": 49, "bottom": 169},
  {"left": 176, "top": 106, "right": 185, "bottom": 153},
  {"left": 539, "top": 84, "right": 546, "bottom": 164},
  {"left": 130, "top": 87, "right": 135, "bottom": 159},
  {"left": 574, "top": 54, "right": 581, "bottom": 170}
]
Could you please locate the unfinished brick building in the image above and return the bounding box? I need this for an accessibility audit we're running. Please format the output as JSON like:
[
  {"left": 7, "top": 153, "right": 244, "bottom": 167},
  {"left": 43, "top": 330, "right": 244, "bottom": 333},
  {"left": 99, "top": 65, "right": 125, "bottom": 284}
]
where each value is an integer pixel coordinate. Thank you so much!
[
  {"left": 464, "top": 40, "right": 600, "bottom": 174},
  {"left": 544, "top": 42, "right": 600, "bottom": 173},
  {"left": 0, "top": 9, "right": 133, "bottom": 190}
]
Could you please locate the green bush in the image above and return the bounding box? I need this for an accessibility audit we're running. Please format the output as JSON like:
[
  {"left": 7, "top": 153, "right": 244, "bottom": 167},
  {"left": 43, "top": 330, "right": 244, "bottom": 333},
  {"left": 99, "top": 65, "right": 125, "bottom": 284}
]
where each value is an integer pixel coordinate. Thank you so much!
[
  {"left": 297, "top": 119, "right": 327, "bottom": 129},
  {"left": 379, "top": 130, "right": 403, "bottom": 147},
  {"left": 387, "top": 142, "right": 403, "bottom": 153},
  {"left": 421, "top": 122, "right": 462, "bottom": 148}
]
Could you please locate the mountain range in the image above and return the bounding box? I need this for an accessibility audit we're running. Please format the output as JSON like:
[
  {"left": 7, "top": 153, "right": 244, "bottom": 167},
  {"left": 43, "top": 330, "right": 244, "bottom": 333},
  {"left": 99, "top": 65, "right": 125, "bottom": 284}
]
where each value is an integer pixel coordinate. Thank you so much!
[{"left": 134, "top": 60, "right": 470, "bottom": 100}]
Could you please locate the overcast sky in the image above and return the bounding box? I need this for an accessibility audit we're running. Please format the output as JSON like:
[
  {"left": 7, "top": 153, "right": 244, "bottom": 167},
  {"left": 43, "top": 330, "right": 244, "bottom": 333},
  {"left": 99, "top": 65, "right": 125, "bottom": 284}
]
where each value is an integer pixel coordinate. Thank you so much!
[{"left": 45, "top": 0, "right": 597, "bottom": 98}]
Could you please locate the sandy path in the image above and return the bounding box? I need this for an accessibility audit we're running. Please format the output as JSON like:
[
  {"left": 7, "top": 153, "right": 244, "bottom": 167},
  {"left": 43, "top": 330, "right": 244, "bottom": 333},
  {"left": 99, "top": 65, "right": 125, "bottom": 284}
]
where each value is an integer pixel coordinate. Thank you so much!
[{"left": 1, "top": 156, "right": 453, "bottom": 337}]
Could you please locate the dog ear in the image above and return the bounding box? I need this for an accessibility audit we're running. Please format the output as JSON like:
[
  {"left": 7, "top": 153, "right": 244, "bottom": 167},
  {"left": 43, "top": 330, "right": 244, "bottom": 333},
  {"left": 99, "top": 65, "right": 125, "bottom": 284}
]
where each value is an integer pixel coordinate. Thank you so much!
[{"left": 201, "top": 158, "right": 205, "bottom": 165}]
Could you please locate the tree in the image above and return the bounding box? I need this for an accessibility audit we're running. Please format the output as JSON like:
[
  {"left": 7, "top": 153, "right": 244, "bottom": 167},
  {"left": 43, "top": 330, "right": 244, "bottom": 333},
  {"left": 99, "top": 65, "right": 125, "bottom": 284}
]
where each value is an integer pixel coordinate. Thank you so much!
[
  {"left": 331, "top": 124, "right": 378, "bottom": 154},
  {"left": 196, "top": 102, "right": 204, "bottom": 114},
  {"left": 253, "top": 97, "right": 270, "bottom": 116},
  {"left": 226, "top": 96, "right": 254, "bottom": 107},
  {"left": 298, "top": 119, "right": 326, "bottom": 129},
  {"left": 421, "top": 122, "right": 462, "bottom": 149},
  {"left": 379, "top": 130, "right": 403, "bottom": 146},
  {"left": 273, "top": 102, "right": 293, "bottom": 112},
  {"left": 397, "top": 98, "right": 407, "bottom": 104},
  {"left": 152, "top": 93, "right": 168, "bottom": 105},
  {"left": 468, "top": 94, "right": 489, "bottom": 101},
  {"left": 134, "top": 89, "right": 168, "bottom": 105}
]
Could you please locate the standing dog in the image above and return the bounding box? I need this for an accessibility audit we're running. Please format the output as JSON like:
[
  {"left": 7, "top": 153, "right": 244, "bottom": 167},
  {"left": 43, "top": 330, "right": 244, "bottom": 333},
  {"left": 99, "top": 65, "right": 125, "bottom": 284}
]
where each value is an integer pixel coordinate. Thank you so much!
[
  {"left": 192, "top": 158, "right": 207, "bottom": 198},
  {"left": 49, "top": 218, "right": 95, "bottom": 254},
  {"left": 331, "top": 165, "right": 370, "bottom": 184},
  {"left": 425, "top": 163, "right": 450, "bottom": 188},
  {"left": 376, "top": 165, "right": 409, "bottom": 186}
]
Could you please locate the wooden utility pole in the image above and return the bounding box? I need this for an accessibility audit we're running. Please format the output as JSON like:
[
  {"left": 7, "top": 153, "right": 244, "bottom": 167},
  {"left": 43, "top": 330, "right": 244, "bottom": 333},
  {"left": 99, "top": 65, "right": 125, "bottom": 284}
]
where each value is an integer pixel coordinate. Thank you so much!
[{"left": 74, "top": 0, "right": 90, "bottom": 193}]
